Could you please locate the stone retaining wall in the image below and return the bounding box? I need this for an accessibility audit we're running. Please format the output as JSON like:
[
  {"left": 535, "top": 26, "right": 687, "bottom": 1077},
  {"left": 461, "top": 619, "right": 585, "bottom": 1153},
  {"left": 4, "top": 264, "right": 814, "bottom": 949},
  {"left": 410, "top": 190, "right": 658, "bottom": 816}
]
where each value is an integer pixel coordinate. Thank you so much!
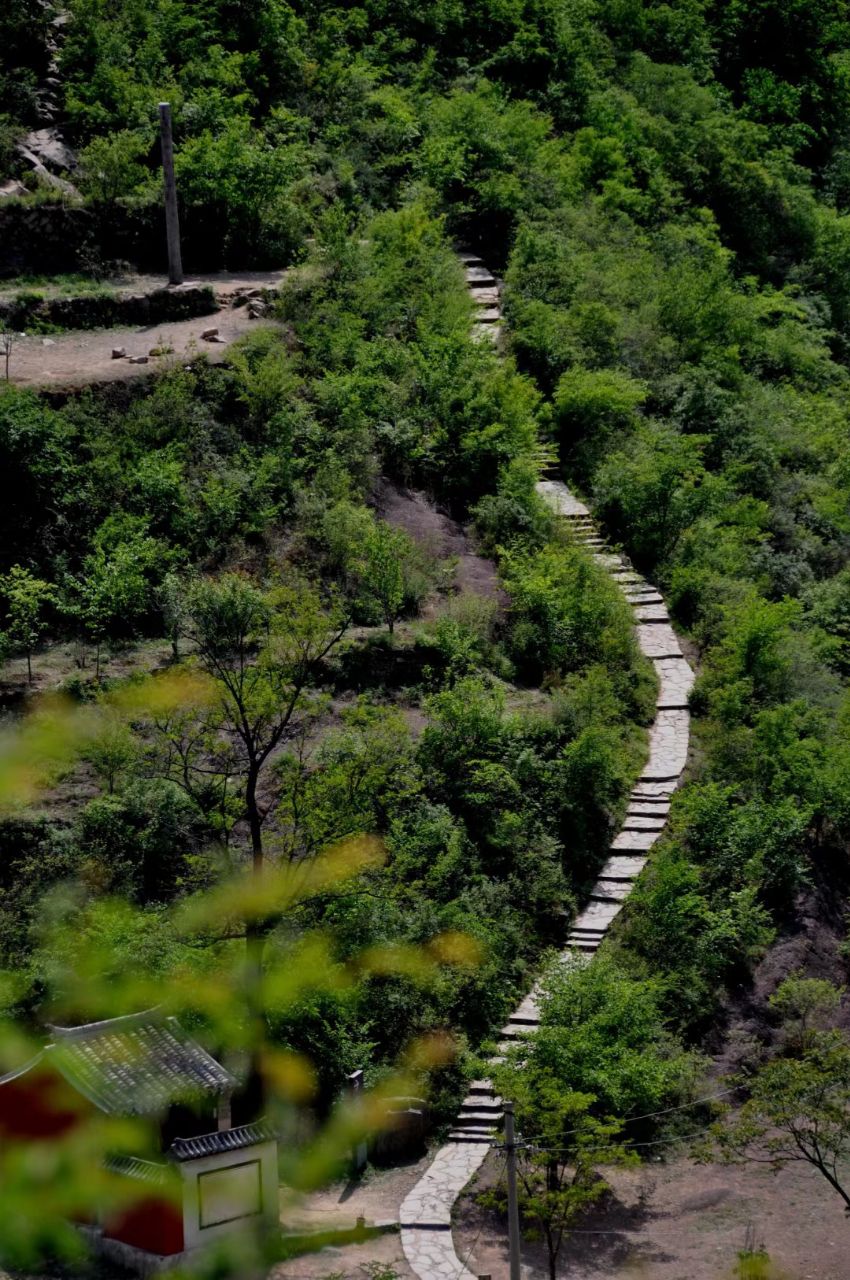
[
  {"left": 0, "top": 285, "right": 217, "bottom": 332},
  {"left": 0, "top": 284, "right": 217, "bottom": 331}
]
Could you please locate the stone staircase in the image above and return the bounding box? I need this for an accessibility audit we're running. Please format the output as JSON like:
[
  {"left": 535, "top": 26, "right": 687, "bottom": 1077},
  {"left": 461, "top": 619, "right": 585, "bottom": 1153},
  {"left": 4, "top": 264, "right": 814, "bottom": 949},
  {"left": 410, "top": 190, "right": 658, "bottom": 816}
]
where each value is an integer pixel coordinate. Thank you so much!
[
  {"left": 459, "top": 252, "right": 503, "bottom": 345},
  {"left": 447, "top": 1080, "right": 504, "bottom": 1144},
  {"left": 399, "top": 253, "right": 695, "bottom": 1280}
]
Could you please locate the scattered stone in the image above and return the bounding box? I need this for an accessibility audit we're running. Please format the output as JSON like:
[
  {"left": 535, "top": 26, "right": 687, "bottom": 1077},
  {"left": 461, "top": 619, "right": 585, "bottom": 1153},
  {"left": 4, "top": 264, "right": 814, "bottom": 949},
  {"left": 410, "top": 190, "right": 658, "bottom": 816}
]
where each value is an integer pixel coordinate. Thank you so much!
[
  {"left": 127, "top": 355, "right": 149, "bottom": 365},
  {"left": 0, "top": 179, "right": 28, "bottom": 199},
  {"left": 41, "top": 338, "right": 55, "bottom": 346},
  {"left": 19, "top": 127, "right": 77, "bottom": 172},
  {"left": 200, "top": 327, "right": 220, "bottom": 341},
  {"left": 111, "top": 347, "right": 126, "bottom": 359}
]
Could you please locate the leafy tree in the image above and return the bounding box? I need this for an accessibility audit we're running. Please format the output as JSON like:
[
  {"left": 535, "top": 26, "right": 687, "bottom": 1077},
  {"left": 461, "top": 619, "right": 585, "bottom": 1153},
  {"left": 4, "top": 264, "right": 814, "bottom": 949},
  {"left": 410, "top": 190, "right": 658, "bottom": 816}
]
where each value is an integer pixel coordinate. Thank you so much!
[
  {"left": 710, "top": 983, "right": 850, "bottom": 1214},
  {"left": 184, "top": 573, "right": 349, "bottom": 874},
  {"left": 82, "top": 714, "right": 142, "bottom": 795},
  {"left": 361, "top": 519, "right": 417, "bottom": 635},
  {"left": 487, "top": 1063, "right": 633, "bottom": 1280},
  {"left": 0, "top": 565, "right": 56, "bottom": 684},
  {"left": 64, "top": 535, "right": 162, "bottom": 677}
]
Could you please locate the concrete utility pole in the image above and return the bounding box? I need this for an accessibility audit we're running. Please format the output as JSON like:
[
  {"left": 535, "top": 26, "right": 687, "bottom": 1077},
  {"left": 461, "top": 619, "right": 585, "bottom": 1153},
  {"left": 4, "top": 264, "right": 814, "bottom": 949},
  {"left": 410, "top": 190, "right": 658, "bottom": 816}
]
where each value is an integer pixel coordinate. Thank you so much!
[
  {"left": 158, "top": 102, "right": 183, "bottom": 285},
  {"left": 347, "top": 1069, "right": 368, "bottom": 1174},
  {"left": 504, "top": 1101, "right": 522, "bottom": 1280}
]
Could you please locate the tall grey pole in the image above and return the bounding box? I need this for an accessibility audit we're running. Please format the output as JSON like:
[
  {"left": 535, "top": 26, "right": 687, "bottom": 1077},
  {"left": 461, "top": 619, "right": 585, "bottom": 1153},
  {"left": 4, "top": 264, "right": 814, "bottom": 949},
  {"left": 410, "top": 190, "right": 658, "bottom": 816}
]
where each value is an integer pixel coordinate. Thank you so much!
[
  {"left": 505, "top": 1101, "right": 522, "bottom": 1280},
  {"left": 158, "top": 102, "right": 183, "bottom": 285}
]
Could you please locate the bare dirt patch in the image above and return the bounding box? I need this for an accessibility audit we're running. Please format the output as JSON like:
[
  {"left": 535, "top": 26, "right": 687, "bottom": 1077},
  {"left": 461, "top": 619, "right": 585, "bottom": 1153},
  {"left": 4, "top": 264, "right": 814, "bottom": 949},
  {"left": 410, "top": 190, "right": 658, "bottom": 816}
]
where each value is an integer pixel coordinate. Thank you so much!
[
  {"left": 8, "top": 313, "right": 281, "bottom": 389},
  {"left": 455, "top": 1148, "right": 849, "bottom": 1279},
  {"left": 371, "top": 479, "right": 505, "bottom": 613},
  {"left": 275, "top": 1159, "right": 429, "bottom": 1278}
]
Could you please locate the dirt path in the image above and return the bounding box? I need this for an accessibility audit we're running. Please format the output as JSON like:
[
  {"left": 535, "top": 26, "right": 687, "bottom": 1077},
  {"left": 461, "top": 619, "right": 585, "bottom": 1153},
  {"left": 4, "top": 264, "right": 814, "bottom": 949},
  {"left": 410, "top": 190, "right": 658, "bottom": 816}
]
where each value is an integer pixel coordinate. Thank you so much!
[
  {"left": 455, "top": 1148, "right": 848, "bottom": 1279},
  {"left": 274, "top": 1161, "right": 429, "bottom": 1279},
  {"left": 9, "top": 311, "right": 281, "bottom": 388}
]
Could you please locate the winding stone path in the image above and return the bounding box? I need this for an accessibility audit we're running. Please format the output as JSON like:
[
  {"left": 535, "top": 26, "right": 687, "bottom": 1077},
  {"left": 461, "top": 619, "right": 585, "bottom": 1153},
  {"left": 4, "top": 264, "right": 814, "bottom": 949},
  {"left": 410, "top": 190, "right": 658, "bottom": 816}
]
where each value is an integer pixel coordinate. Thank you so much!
[{"left": 399, "top": 256, "right": 694, "bottom": 1280}]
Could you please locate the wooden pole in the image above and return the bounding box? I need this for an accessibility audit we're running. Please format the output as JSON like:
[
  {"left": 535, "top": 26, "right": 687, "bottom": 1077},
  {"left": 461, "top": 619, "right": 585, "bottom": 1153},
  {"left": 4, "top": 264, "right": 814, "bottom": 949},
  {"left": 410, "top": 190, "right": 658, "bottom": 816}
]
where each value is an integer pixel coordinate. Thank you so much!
[{"left": 158, "top": 102, "right": 183, "bottom": 285}]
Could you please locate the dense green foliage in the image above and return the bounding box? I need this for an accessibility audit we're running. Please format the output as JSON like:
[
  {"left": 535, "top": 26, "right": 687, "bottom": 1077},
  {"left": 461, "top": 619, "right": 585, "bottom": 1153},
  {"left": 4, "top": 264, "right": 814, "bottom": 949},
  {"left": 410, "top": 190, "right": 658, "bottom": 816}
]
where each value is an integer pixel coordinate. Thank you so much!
[
  {"left": 5, "top": 0, "right": 850, "bottom": 1183},
  {"left": 0, "top": 208, "right": 650, "bottom": 1124}
]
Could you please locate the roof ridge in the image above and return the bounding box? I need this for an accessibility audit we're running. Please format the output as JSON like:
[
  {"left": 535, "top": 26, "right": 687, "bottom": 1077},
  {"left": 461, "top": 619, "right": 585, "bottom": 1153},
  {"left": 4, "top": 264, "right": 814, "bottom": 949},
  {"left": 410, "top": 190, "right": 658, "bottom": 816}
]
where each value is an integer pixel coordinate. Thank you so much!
[{"left": 47, "top": 1006, "right": 164, "bottom": 1039}]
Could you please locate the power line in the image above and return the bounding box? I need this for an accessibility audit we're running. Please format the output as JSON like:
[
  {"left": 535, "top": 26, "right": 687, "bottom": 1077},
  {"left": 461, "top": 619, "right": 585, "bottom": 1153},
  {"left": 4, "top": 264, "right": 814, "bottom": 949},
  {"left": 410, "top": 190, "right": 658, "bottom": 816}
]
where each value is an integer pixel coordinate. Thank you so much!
[
  {"left": 526, "top": 1120, "right": 719, "bottom": 1160},
  {"left": 517, "top": 1084, "right": 735, "bottom": 1149}
]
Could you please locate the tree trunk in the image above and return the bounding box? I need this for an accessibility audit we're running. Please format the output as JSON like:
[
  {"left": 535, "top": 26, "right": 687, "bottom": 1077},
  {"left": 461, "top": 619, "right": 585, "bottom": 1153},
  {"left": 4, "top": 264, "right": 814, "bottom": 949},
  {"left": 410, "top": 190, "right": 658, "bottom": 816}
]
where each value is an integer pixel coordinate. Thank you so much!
[
  {"left": 242, "top": 761, "right": 267, "bottom": 1120},
  {"left": 246, "top": 764, "right": 264, "bottom": 873},
  {"left": 26, "top": 649, "right": 32, "bottom": 685}
]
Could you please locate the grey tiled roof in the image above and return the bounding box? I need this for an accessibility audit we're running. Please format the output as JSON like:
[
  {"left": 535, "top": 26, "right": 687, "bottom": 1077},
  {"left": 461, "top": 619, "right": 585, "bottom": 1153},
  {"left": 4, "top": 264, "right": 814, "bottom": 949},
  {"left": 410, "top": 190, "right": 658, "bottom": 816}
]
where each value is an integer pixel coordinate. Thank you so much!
[
  {"left": 170, "top": 1120, "right": 276, "bottom": 1162},
  {"left": 48, "top": 1009, "right": 236, "bottom": 1116}
]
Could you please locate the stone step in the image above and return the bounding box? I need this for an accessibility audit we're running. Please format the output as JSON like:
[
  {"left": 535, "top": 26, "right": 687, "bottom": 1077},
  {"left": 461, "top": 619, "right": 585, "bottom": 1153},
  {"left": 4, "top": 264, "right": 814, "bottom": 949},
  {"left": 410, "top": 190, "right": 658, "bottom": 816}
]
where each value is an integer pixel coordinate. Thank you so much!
[
  {"left": 454, "top": 1111, "right": 501, "bottom": 1128},
  {"left": 475, "top": 306, "right": 502, "bottom": 322},
  {"left": 591, "top": 880, "right": 632, "bottom": 903},
  {"left": 598, "top": 854, "right": 647, "bottom": 880},
  {"left": 508, "top": 1011, "right": 541, "bottom": 1025},
  {"left": 447, "top": 1131, "right": 493, "bottom": 1144},
  {"left": 627, "top": 800, "right": 671, "bottom": 815},
  {"left": 637, "top": 623, "right": 683, "bottom": 659},
  {"left": 499, "top": 1023, "right": 535, "bottom": 1039},
  {"left": 633, "top": 606, "right": 669, "bottom": 622},
  {"left": 468, "top": 286, "right": 500, "bottom": 304},
  {"left": 622, "top": 816, "right": 667, "bottom": 830},
  {"left": 460, "top": 1096, "right": 502, "bottom": 1113},
  {"left": 467, "top": 1079, "right": 497, "bottom": 1097},
  {"left": 472, "top": 324, "right": 500, "bottom": 342},
  {"left": 611, "top": 829, "right": 663, "bottom": 852},
  {"left": 466, "top": 266, "right": 496, "bottom": 284}
]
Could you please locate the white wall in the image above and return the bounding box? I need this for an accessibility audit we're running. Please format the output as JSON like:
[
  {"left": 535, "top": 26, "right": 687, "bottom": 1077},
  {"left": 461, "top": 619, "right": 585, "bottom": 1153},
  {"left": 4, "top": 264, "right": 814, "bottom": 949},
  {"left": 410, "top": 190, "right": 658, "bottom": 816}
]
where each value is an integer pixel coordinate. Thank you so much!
[{"left": 179, "top": 1140, "right": 278, "bottom": 1250}]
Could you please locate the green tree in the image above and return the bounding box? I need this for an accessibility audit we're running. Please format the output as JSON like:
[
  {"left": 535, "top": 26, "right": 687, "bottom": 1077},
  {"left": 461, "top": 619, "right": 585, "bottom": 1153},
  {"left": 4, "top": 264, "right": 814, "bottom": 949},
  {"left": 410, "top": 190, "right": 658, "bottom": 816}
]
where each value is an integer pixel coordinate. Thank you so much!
[
  {"left": 711, "top": 1018, "right": 850, "bottom": 1214},
  {"left": 184, "top": 573, "right": 349, "bottom": 875},
  {"left": 361, "top": 519, "right": 421, "bottom": 635},
  {"left": 0, "top": 565, "right": 56, "bottom": 684},
  {"left": 488, "top": 1062, "right": 634, "bottom": 1280}
]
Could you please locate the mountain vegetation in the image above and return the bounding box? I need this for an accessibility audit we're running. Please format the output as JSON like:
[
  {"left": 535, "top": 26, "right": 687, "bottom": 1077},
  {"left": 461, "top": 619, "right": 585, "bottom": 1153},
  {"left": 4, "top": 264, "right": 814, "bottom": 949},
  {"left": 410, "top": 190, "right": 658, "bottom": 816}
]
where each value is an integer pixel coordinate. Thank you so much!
[{"left": 4, "top": 0, "right": 850, "bottom": 1267}]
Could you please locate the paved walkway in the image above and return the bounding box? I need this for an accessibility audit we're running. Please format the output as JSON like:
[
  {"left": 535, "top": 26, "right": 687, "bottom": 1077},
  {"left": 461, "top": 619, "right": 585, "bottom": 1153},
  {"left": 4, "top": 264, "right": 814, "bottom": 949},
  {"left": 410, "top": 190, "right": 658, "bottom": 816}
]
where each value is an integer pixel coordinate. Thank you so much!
[{"left": 399, "top": 255, "right": 695, "bottom": 1280}]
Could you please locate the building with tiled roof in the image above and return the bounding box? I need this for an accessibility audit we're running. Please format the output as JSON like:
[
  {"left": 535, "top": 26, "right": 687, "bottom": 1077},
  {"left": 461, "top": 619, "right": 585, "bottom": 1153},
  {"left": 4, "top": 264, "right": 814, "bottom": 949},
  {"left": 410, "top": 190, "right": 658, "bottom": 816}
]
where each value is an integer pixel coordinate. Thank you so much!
[{"left": 0, "top": 1009, "right": 278, "bottom": 1271}]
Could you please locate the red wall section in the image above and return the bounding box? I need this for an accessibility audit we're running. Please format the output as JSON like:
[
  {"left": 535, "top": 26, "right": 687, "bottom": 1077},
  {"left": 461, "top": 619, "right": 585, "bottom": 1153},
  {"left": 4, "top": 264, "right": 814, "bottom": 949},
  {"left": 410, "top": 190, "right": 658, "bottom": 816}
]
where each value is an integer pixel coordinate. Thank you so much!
[
  {"left": 106, "top": 1196, "right": 185, "bottom": 1256},
  {"left": 0, "top": 1068, "right": 84, "bottom": 1139}
]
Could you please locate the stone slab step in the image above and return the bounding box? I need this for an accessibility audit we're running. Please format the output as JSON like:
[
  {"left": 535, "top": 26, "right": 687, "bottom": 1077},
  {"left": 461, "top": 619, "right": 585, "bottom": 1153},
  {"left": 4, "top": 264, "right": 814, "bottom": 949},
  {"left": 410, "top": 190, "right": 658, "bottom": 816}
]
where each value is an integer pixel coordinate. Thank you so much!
[
  {"left": 598, "top": 854, "right": 648, "bottom": 880},
  {"left": 472, "top": 324, "right": 500, "bottom": 342},
  {"left": 628, "top": 797, "right": 671, "bottom": 810},
  {"left": 454, "top": 1112, "right": 501, "bottom": 1127},
  {"left": 500, "top": 1024, "right": 534, "bottom": 1039},
  {"left": 467, "top": 1080, "right": 497, "bottom": 1097},
  {"left": 591, "top": 880, "right": 633, "bottom": 902},
  {"left": 447, "top": 1131, "right": 493, "bottom": 1144},
  {"left": 633, "top": 606, "right": 669, "bottom": 622},
  {"left": 535, "top": 480, "right": 590, "bottom": 518},
  {"left": 637, "top": 623, "right": 682, "bottom": 659},
  {"left": 622, "top": 816, "right": 667, "bottom": 830},
  {"left": 632, "top": 780, "right": 678, "bottom": 797},
  {"left": 611, "top": 829, "right": 663, "bottom": 852},
  {"left": 468, "top": 286, "right": 500, "bottom": 304},
  {"left": 466, "top": 266, "right": 496, "bottom": 283},
  {"left": 460, "top": 1097, "right": 502, "bottom": 1112}
]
